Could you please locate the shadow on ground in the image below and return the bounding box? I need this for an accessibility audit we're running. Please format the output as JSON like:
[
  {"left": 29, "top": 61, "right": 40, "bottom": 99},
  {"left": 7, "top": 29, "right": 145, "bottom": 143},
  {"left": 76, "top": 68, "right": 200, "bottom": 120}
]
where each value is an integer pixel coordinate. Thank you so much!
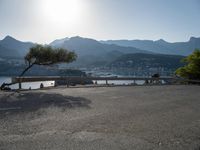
[{"left": 0, "top": 92, "right": 91, "bottom": 114}]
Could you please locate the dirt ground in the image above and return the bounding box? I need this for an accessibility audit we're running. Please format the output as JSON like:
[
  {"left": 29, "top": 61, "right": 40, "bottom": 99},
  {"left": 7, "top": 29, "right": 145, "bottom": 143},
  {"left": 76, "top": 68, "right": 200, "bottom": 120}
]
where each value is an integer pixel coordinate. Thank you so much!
[{"left": 0, "top": 85, "right": 200, "bottom": 150}]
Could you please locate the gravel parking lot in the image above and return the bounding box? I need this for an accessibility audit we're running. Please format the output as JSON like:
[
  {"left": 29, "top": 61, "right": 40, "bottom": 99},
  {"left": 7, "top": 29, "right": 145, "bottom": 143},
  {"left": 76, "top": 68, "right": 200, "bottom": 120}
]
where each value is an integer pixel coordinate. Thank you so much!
[{"left": 0, "top": 85, "right": 200, "bottom": 150}]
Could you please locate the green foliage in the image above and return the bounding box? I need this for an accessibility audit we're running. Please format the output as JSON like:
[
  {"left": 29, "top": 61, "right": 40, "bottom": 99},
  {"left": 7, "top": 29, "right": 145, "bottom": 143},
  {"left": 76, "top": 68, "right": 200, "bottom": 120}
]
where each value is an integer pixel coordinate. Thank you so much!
[
  {"left": 25, "top": 44, "right": 77, "bottom": 65},
  {"left": 20, "top": 44, "right": 77, "bottom": 76},
  {"left": 176, "top": 49, "right": 200, "bottom": 79}
]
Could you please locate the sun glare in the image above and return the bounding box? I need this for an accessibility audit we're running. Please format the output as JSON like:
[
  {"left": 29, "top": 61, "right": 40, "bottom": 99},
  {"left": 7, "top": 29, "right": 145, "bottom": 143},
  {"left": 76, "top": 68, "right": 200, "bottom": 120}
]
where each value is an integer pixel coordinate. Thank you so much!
[{"left": 41, "top": 0, "right": 83, "bottom": 24}]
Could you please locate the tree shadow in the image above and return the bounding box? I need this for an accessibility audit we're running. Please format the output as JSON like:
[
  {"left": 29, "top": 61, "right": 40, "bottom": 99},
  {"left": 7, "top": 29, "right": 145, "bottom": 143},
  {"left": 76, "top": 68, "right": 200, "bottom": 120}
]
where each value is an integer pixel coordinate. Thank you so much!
[{"left": 0, "top": 92, "right": 91, "bottom": 114}]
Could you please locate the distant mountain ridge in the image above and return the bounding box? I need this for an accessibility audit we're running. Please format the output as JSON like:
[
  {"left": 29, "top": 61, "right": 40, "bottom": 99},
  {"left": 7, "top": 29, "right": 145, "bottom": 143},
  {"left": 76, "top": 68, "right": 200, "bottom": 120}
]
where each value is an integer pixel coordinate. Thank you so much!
[
  {"left": 50, "top": 36, "right": 151, "bottom": 57},
  {"left": 50, "top": 37, "right": 69, "bottom": 46},
  {"left": 49, "top": 36, "right": 154, "bottom": 66},
  {"left": 0, "top": 36, "right": 34, "bottom": 58},
  {"left": 101, "top": 37, "right": 200, "bottom": 56},
  {"left": 0, "top": 35, "right": 151, "bottom": 59},
  {"left": 1, "top": 35, "right": 200, "bottom": 60}
]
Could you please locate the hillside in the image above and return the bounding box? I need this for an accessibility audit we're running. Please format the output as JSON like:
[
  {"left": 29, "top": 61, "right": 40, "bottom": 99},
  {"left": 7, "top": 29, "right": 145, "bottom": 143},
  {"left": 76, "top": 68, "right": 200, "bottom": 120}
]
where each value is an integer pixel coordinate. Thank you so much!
[
  {"left": 0, "top": 45, "right": 20, "bottom": 58},
  {"left": 50, "top": 36, "right": 151, "bottom": 56},
  {"left": 0, "top": 35, "right": 197, "bottom": 71},
  {"left": 1, "top": 35, "right": 200, "bottom": 60},
  {"left": 0, "top": 36, "right": 34, "bottom": 58},
  {"left": 109, "top": 53, "right": 185, "bottom": 69},
  {"left": 50, "top": 36, "right": 153, "bottom": 67},
  {"left": 101, "top": 37, "right": 200, "bottom": 56},
  {"left": 0, "top": 35, "right": 151, "bottom": 62}
]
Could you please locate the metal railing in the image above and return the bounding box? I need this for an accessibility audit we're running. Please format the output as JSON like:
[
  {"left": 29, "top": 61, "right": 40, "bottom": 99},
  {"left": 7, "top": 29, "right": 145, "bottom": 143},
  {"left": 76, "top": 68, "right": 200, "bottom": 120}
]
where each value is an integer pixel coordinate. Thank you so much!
[
  {"left": 11, "top": 76, "right": 200, "bottom": 89},
  {"left": 12, "top": 76, "right": 174, "bottom": 83}
]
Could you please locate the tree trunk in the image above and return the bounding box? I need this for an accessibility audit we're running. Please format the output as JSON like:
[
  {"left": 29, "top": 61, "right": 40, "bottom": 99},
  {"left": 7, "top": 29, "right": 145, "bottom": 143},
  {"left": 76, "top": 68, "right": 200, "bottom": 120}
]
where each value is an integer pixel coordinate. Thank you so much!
[
  {"left": 18, "top": 63, "right": 35, "bottom": 89},
  {"left": 0, "top": 63, "right": 35, "bottom": 90},
  {"left": 19, "top": 63, "right": 35, "bottom": 77}
]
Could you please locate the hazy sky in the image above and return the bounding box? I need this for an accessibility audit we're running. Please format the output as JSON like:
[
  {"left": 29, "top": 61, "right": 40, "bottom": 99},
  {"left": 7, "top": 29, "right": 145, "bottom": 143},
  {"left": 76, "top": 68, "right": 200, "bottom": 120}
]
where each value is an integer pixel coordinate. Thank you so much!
[{"left": 0, "top": 0, "right": 200, "bottom": 44}]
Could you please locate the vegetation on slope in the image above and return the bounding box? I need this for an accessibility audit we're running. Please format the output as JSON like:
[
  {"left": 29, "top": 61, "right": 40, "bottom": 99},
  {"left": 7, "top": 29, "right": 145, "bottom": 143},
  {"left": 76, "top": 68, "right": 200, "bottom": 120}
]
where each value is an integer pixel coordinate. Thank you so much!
[{"left": 176, "top": 49, "right": 200, "bottom": 80}]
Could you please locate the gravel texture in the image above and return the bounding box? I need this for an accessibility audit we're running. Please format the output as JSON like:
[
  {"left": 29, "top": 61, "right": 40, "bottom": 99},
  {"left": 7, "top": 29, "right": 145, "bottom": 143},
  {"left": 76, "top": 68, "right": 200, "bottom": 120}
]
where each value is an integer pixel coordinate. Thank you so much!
[{"left": 0, "top": 85, "right": 200, "bottom": 150}]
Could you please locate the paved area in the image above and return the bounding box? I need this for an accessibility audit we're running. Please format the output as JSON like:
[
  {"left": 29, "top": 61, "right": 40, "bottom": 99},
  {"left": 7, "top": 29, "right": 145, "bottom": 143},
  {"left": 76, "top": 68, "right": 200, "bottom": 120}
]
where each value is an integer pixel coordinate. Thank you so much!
[{"left": 0, "top": 85, "right": 200, "bottom": 150}]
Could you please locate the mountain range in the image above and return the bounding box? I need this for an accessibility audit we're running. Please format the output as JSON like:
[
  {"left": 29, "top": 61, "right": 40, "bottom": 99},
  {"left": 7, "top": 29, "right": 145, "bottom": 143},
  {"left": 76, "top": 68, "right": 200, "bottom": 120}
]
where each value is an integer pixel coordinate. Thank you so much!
[
  {"left": 49, "top": 36, "right": 200, "bottom": 66},
  {"left": 50, "top": 36, "right": 151, "bottom": 56},
  {"left": 1, "top": 35, "right": 197, "bottom": 75},
  {"left": 0, "top": 35, "right": 200, "bottom": 67},
  {"left": 101, "top": 37, "right": 200, "bottom": 56},
  {"left": 0, "top": 36, "right": 34, "bottom": 58}
]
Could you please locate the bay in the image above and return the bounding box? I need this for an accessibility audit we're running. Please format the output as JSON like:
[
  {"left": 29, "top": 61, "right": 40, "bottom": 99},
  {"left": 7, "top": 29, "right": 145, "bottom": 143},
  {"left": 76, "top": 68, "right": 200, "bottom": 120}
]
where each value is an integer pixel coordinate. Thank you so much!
[{"left": 0, "top": 77, "right": 55, "bottom": 90}]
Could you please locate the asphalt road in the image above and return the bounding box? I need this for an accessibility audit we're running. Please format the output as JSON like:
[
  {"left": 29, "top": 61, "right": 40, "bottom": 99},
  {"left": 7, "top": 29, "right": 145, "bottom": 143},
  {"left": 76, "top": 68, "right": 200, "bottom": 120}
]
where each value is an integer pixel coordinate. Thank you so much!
[{"left": 0, "top": 85, "right": 200, "bottom": 150}]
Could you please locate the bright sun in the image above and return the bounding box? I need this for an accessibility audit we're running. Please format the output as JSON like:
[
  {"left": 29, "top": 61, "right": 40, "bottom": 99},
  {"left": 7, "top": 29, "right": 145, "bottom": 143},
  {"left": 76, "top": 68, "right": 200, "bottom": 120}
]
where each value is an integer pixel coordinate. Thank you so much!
[{"left": 41, "top": 0, "right": 83, "bottom": 24}]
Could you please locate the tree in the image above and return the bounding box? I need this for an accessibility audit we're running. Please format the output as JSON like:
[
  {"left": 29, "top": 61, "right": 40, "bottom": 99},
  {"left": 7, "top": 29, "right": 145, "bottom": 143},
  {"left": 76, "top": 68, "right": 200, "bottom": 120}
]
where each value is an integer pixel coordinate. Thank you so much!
[
  {"left": 20, "top": 44, "right": 77, "bottom": 76},
  {"left": 175, "top": 49, "right": 200, "bottom": 80},
  {"left": 1, "top": 44, "right": 77, "bottom": 90}
]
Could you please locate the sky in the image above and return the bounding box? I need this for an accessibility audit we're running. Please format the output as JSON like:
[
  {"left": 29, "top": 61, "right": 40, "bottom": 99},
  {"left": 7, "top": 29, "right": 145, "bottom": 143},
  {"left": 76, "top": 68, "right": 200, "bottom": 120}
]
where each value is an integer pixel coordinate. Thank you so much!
[{"left": 0, "top": 0, "right": 200, "bottom": 44}]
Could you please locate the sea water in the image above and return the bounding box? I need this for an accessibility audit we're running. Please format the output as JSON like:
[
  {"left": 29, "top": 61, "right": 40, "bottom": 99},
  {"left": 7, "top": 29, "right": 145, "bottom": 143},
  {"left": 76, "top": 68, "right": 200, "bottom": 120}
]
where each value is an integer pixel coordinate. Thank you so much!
[{"left": 0, "top": 77, "right": 55, "bottom": 90}]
